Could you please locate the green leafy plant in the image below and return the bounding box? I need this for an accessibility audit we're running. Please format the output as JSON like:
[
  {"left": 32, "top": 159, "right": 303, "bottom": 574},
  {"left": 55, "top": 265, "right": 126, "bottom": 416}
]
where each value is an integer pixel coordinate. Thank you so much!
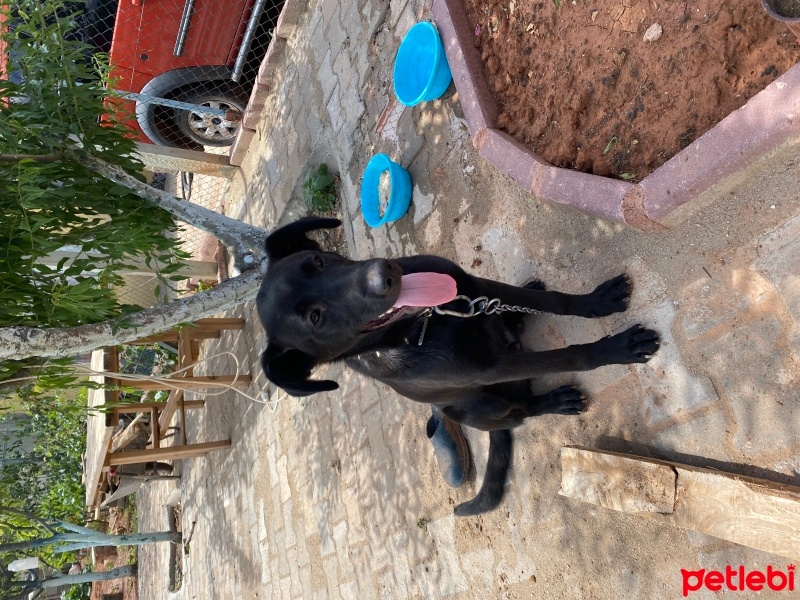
[
  {"left": 0, "top": 0, "right": 192, "bottom": 395},
  {"left": 302, "top": 164, "right": 337, "bottom": 213},
  {"left": 603, "top": 136, "right": 618, "bottom": 155}
]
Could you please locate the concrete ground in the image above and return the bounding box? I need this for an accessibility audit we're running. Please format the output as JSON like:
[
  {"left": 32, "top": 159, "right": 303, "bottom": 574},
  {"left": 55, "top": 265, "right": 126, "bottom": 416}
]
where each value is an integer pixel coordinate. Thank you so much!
[{"left": 137, "top": 0, "right": 800, "bottom": 597}]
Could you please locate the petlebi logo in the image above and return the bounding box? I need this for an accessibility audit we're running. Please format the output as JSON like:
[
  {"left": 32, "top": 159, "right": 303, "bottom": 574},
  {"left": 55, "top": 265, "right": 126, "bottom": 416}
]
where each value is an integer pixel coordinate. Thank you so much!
[{"left": 681, "top": 565, "right": 796, "bottom": 597}]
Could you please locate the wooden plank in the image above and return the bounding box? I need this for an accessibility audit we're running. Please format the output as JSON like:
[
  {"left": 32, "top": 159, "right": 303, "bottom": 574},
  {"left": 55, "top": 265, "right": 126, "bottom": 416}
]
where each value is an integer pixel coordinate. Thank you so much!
[
  {"left": 84, "top": 349, "right": 117, "bottom": 507},
  {"left": 559, "top": 446, "right": 676, "bottom": 514},
  {"left": 116, "top": 374, "right": 251, "bottom": 390},
  {"left": 103, "top": 346, "right": 120, "bottom": 427},
  {"left": 135, "top": 142, "right": 238, "bottom": 178},
  {"left": 192, "top": 317, "right": 245, "bottom": 331},
  {"left": 127, "top": 332, "right": 180, "bottom": 344},
  {"left": 178, "top": 331, "right": 196, "bottom": 370},
  {"left": 126, "top": 318, "right": 243, "bottom": 345},
  {"left": 128, "top": 330, "right": 220, "bottom": 344},
  {"left": 670, "top": 468, "right": 800, "bottom": 562},
  {"left": 107, "top": 440, "right": 231, "bottom": 466},
  {"left": 560, "top": 446, "right": 800, "bottom": 561},
  {"left": 115, "top": 400, "right": 204, "bottom": 414},
  {"left": 157, "top": 388, "right": 184, "bottom": 434}
]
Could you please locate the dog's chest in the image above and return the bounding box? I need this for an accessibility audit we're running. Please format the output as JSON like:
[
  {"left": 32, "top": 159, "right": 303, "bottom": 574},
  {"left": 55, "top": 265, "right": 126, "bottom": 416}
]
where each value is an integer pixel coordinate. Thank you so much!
[{"left": 347, "top": 348, "right": 409, "bottom": 378}]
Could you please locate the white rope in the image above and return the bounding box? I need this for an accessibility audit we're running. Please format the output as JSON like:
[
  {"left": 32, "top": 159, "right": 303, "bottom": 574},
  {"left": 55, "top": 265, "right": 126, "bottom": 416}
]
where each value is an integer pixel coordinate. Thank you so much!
[
  {"left": 81, "top": 351, "right": 289, "bottom": 413},
  {"left": 7, "top": 351, "right": 290, "bottom": 413},
  {"left": 3, "top": 350, "right": 296, "bottom": 413}
]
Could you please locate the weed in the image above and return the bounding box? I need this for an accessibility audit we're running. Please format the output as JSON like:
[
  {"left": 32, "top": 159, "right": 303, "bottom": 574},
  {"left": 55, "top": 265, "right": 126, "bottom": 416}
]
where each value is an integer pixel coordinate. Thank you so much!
[
  {"left": 619, "top": 172, "right": 636, "bottom": 180},
  {"left": 417, "top": 518, "right": 428, "bottom": 528},
  {"left": 303, "top": 164, "right": 338, "bottom": 213},
  {"left": 603, "top": 136, "right": 618, "bottom": 155}
]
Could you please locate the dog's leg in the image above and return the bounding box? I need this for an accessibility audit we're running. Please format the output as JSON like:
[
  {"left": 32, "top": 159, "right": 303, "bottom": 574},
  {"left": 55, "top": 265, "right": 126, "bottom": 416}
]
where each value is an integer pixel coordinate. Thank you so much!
[
  {"left": 473, "top": 325, "right": 660, "bottom": 386},
  {"left": 442, "top": 383, "right": 585, "bottom": 431},
  {"left": 441, "top": 385, "right": 584, "bottom": 517},
  {"left": 525, "top": 385, "right": 586, "bottom": 416},
  {"left": 453, "top": 429, "right": 512, "bottom": 517},
  {"left": 474, "top": 274, "right": 631, "bottom": 318}
]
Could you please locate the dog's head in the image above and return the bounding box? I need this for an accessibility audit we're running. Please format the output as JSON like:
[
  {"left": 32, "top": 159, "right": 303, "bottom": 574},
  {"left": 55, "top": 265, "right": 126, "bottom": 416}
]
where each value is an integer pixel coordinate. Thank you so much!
[{"left": 257, "top": 217, "right": 404, "bottom": 396}]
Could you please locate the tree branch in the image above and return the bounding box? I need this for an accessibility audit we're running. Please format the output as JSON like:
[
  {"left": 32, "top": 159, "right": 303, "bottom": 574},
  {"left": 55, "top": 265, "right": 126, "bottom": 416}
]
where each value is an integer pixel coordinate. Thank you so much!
[
  {"left": 0, "top": 505, "right": 59, "bottom": 535},
  {"left": 67, "top": 150, "right": 270, "bottom": 271},
  {"left": 0, "top": 153, "right": 61, "bottom": 163},
  {"left": 0, "top": 269, "right": 261, "bottom": 361}
]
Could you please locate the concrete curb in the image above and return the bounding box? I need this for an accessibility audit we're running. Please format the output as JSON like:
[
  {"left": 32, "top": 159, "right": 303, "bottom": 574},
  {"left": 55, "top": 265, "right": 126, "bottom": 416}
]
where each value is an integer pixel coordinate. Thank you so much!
[
  {"left": 431, "top": 0, "right": 800, "bottom": 229},
  {"left": 229, "top": 127, "right": 255, "bottom": 167},
  {"left": 229, "top": 0, "right": 302, "bottom": 166}
]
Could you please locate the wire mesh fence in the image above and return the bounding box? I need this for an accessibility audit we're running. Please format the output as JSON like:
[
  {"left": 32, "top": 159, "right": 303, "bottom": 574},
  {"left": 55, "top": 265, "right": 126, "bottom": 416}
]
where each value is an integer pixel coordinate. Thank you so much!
[
  {"left": 73, "top": 0, "right": 284, "bottom": 149},
  {"left": 114, "top": 167, "right": 228, "bottom": 310},
  {"left": 11, "top": 0, "right": 280, "bottom": 313},
  {"left": 86, "top": 0, "right": 284, "bottom": 308},
  {"left": 83, "top": 0, "right": 283, "bottom": 307}
]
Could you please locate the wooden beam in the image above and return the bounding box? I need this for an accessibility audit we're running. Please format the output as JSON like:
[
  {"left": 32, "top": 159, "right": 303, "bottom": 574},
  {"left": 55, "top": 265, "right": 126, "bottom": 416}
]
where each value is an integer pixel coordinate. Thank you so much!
[
  {"left": 114, "top": 400, "right": 204, "bottom": 413},
  {"left": 191, "top": 317, "right": 245, "bottom": 331},
  {"left": 116, "top": 374, "right": 251, "bottom": 390},
  {"left": 107, "top": 440, "right": 231, "bottom": 466},
  {"left": 124, "top": 318, "right": 244, "bottom": 345},
  {"left": 560, "top": 446, "right": 800, "bottom": 561},
  {"left": 559, "top": 446, "right": 676, "bottom": 514},
  {"left": 135, "top": 142, "right": 238, "bottom": 178}
]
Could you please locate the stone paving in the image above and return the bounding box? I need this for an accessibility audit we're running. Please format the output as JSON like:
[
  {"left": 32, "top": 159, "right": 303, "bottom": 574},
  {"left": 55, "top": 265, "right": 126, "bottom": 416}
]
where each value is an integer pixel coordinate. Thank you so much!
[{"left": 137, "top": 0, "right": 800, "bottom": 597}]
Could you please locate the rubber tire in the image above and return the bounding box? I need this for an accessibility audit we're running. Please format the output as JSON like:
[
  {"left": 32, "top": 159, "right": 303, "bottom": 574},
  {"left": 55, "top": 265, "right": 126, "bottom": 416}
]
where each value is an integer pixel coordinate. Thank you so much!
[{"left": 175, "top": 88, "right": 246, "bottom": 147}]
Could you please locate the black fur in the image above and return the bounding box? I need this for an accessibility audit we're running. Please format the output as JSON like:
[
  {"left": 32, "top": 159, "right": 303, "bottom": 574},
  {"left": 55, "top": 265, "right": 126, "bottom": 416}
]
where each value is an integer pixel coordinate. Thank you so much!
[{"left": 256, "top": 218, "right": 660, "bottom": 516}]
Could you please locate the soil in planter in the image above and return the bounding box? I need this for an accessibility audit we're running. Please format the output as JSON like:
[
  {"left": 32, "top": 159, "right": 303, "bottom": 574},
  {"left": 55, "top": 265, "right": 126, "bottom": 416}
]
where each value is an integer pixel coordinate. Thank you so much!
[{"left": 463, "top": 0, "right": 800, "bottom": 179}]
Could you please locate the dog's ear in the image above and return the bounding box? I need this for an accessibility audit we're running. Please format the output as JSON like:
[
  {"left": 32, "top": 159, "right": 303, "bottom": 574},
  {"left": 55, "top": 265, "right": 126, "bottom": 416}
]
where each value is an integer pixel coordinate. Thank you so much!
[
  {"left": 261, "top": 344, "right": 339, "bottom": 397},
  {"left": 265, "top": 217, "right": 342, "bottom": 261}
]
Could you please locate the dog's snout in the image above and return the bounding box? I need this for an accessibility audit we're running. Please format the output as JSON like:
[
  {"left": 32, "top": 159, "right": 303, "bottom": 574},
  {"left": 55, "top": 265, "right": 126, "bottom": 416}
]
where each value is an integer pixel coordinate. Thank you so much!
[{"left": 365, "top": 259, "right": 400, "bottom": 297}]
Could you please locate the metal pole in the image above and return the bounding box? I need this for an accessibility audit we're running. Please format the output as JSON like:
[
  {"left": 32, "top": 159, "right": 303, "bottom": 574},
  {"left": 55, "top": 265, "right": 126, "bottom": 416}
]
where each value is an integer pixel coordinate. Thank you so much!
[
  {"left": 173, "top": 0, "right": 197, "bottom": 56},
  {"left": 231, "top": 0, "right": 268, "bottom": 82},
  {"left": 120, "top": 92, "right": 228, "bottom": 117}
]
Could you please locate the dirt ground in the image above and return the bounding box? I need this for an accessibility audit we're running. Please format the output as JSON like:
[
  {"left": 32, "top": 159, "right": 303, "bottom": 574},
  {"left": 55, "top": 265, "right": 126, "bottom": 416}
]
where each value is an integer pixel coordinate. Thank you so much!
[
  {"left": 89, "top": 504, "right": 139, "bottom": 600},
  {"left": 463, "top": 0, "right": 800, "bottom": 179}
]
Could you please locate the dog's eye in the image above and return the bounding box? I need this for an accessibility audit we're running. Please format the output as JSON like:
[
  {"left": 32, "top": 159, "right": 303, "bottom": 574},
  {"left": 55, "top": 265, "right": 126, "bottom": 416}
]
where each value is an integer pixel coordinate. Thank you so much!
[
  {"left": 313, "top": 256, "right": 324, "bottom": 269},
  {"left": 309, "top": 309, "right": 321, "bottom": 325}
]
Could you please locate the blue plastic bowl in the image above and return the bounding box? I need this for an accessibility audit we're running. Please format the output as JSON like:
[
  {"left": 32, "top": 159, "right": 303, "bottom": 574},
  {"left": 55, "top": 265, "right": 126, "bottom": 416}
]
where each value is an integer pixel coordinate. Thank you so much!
[
  {"left": 393, "top": 22, "right": 453, "bottom": 106},
  {"left": 361, "top": 153, "right": 412, "bottom": 227}
]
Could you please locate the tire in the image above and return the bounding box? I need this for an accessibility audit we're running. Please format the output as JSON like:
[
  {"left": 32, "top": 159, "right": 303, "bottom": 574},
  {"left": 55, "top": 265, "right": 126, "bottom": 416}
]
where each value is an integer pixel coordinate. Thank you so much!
[{"left": 175, "top": 88, "right": 246, "bottom": 147}]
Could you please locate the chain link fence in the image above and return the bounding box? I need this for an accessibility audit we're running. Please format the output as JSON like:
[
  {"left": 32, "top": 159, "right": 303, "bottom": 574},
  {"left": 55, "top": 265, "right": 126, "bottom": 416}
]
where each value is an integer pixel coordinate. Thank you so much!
[
  {"left": 74, "top": 0, "right": 284, "bottom": 149},
  {"left": 74, "top": 0, "right": 285, "bottom": 308},
  {"left": 114, "top": 167, "right": 228, "bottom": 310},
  {"left": 16, "top": 0, "right": 283, "bottom": 310}
]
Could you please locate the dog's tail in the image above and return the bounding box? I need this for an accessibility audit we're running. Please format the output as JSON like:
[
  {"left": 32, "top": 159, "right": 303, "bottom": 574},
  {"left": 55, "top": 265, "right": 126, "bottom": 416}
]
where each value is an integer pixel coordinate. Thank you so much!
[{"left": 454, "top": 429, "right": 512, "bottom": 517}]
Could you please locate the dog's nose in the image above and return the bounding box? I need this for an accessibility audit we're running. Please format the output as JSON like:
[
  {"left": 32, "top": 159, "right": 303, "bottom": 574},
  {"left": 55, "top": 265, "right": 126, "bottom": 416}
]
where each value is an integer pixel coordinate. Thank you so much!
[{"left": 365, "top": 260, "right": 399, "bottom": 297}]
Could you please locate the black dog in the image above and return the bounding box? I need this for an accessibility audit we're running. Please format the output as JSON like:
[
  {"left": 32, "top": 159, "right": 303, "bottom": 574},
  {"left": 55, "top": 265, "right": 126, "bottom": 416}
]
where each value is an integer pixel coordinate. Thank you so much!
[{"left": 256, "top": 218, "right": 660, "bottom": 516}]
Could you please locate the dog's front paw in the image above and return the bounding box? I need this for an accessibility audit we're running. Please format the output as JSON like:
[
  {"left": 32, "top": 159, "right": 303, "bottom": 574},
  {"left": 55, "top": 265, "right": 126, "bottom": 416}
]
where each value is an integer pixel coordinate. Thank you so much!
[
  {"left": 599, "top": 325, "right": 660, "bottom": 364},
  {"left": 522, "top": 278, "right": 546, "bottom": 291},
  {"left": 539, "top": 385, "right": 587, "bottom": 415},
  {"left": 581, "top": 274, "right": 631, "bottom": 317}
]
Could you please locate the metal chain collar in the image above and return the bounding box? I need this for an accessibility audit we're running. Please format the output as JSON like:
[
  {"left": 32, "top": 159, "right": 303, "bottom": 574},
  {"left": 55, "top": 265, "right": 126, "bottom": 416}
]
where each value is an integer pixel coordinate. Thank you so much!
[
  {"left": 406, "top": 295, "right": 545, "bottom": 346},
  {"left": 433, "top": 295, "right": 543, "bottom": 318}
]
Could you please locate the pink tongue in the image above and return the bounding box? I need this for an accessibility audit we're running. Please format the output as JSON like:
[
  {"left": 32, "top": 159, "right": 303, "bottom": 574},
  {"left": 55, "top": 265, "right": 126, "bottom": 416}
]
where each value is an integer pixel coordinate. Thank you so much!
[{"left": 393, "top": 273, "right": 458, "bottom": 307}]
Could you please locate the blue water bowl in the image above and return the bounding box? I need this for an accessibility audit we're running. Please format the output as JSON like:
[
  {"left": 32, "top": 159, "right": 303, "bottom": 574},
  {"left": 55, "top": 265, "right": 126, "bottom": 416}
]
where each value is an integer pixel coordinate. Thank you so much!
[
  {"left": 361, "top": 153, "right": 412, "bottom": 228},
  {"left": 393, "top": 22, "right": 453, "bottom": 107}
]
